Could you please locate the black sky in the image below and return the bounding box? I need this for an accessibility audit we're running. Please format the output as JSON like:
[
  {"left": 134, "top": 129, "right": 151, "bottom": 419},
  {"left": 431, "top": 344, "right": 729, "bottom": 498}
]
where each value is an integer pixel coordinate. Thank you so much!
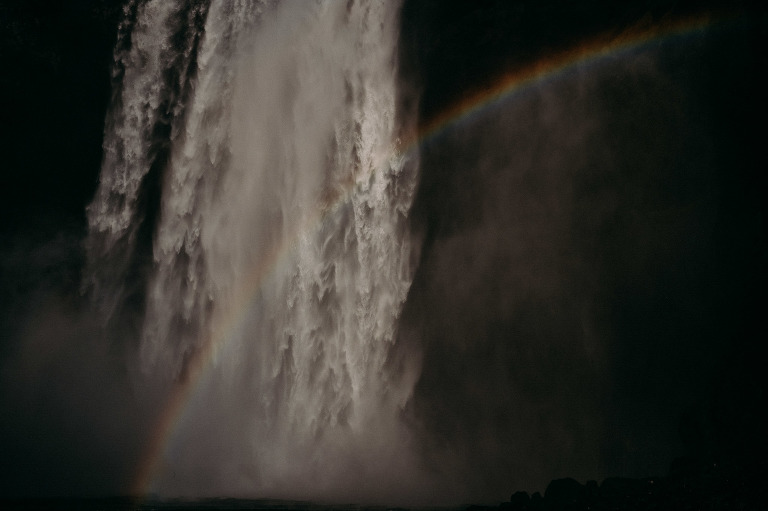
[{"left": 1, "top": 0, "right": 766, "bottom": 502}]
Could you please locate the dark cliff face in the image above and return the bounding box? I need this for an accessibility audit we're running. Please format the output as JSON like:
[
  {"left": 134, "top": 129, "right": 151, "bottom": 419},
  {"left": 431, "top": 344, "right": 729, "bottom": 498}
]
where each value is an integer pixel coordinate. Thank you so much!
[
  {"left": 0, "top": 0, "right": 122, "bottom": 237},
  {"left": 1, "top": 0, "right": 124, "bottom": 378},
  {"left": 0, "top": 0, "right": 123, "bottom": 368}
]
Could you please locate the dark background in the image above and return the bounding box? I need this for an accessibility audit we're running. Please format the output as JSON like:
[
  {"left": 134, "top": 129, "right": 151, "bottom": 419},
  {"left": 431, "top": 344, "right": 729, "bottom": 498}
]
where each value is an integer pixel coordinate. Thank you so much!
[
  {"left": 1, "top": 0, "right": 766, "bottom": 503},
  {"left": 399, "top": 0, "right": 768, "bottom": 499}
]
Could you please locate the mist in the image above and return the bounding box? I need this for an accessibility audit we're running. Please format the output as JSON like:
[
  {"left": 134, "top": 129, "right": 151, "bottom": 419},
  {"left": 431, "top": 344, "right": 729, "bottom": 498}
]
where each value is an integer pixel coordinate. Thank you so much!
[
  {"left": 397, "top": 1, "right": 766, "bottom": 500},
  {"left": 1, "top": 0, "right": 765, "bottom": 507}
]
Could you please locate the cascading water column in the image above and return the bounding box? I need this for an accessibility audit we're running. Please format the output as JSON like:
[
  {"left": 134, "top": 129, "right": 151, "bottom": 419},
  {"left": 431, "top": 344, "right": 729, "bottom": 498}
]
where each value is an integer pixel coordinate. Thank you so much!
[{"left": 85, "top": 0, "right": 427, "bottom": 503}]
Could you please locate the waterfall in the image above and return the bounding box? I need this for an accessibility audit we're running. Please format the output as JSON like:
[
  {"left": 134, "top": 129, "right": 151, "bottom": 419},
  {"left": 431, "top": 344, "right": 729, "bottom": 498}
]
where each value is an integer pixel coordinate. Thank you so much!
[{"left": 84, "top": 0, "right": 424, "bottom": 502}]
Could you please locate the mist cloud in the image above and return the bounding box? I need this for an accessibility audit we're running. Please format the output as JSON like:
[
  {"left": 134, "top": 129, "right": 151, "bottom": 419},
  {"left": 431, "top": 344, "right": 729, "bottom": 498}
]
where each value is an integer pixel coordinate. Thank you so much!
[{"left": 398, "top": 30, "right": 751, "bottom": 501}]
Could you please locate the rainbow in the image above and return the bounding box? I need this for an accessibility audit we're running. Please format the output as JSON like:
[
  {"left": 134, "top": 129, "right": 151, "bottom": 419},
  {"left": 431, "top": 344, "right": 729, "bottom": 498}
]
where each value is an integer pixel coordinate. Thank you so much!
[
  {"left": 129, "top": 12, "right": 722, "bottom": 499},
  {"left": 410, "top": 13, "right": 719, "bottom": 152}
]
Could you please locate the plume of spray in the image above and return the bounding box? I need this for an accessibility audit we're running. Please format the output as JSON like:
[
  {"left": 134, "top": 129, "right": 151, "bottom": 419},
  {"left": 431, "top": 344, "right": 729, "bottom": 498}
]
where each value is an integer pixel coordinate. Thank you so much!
[{"left": 84, "top": 0, "right": 429, "bottom": 504}]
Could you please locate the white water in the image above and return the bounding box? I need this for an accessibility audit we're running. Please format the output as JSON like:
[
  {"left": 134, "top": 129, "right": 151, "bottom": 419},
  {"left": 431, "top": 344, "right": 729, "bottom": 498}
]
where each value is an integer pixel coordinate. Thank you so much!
[{"left": 85, "top": 0, "right": 425, "bottom": 503}]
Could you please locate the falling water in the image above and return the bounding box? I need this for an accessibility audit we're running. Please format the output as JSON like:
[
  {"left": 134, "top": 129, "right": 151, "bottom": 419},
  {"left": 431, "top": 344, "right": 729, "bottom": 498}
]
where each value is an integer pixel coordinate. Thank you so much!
[{"left": 85, "top": 0, "right": 424, "bottom": 503}]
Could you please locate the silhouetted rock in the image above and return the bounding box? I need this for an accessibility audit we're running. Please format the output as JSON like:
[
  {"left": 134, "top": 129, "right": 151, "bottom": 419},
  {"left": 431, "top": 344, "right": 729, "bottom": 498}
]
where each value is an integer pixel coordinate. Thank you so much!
[
  {"left": 584, "top": 480, "right": 598, "bottom": 500},
  {"left": 529, "top": 492, "right": 544, "bottom": 511},
  {"left": 544, "top": 478, "right": 584, "bottom": 510},
  {"left": 600, "top": 476, "right": 661, "bottom": 509},
  {"left": 493, "top": 455, "right": 766, "bottom": 511},
  {"left": 509, "top": 491, "right": 530, "bottom": 510},
  {"left": 668, "top": 456, "right": 710, "bottom": 477}
]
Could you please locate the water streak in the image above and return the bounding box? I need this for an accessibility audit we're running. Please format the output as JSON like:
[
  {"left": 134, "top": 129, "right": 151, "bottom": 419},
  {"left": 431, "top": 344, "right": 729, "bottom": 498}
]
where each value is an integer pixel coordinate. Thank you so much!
[{"left": 85, "top": 0, "right": 423, "bottom": 502}]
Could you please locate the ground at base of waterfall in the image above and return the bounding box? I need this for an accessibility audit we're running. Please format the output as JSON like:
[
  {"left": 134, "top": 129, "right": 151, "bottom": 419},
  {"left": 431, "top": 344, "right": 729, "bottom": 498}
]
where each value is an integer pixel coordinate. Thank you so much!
[{"left": 3, "top": 457, "right": 766, "bottom": 511}]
